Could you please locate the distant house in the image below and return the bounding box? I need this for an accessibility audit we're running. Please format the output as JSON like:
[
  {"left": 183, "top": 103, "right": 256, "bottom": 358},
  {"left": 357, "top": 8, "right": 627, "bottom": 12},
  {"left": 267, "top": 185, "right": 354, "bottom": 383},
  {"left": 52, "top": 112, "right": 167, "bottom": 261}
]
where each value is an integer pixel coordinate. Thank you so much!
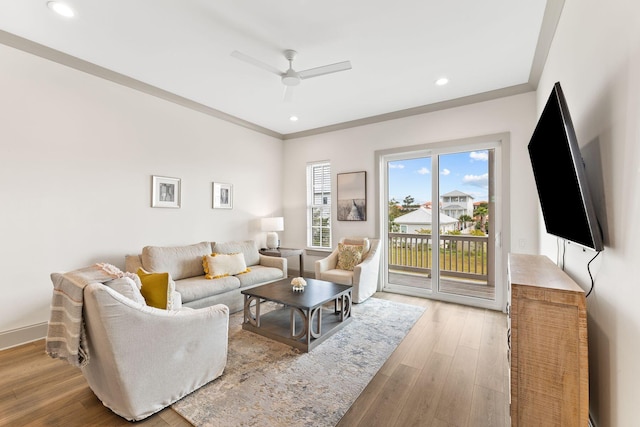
[
  {"left": 441, "top": 190, "right": 474, "bottom": 219},
  {"left": 393, "top": 207, "right": 459, "bottom": 233}
]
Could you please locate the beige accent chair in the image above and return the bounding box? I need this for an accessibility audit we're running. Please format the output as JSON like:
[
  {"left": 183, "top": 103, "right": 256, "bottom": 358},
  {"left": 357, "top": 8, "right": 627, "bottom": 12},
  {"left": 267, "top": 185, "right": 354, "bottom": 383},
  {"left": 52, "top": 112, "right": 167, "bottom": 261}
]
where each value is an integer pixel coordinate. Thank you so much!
[
  {"left": 81, "top": 282, "right": 229, "bottom": 421},
  {"left": 315, "top": 237, "right": 381, "bottom": 303}
]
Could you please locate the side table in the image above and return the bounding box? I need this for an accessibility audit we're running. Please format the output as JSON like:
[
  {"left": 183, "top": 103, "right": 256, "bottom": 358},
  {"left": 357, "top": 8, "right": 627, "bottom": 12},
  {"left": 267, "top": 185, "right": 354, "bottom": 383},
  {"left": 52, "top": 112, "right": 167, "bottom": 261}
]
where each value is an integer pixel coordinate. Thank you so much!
[{"left": 259, "top": 248, "right": 304, "bottom": 277}]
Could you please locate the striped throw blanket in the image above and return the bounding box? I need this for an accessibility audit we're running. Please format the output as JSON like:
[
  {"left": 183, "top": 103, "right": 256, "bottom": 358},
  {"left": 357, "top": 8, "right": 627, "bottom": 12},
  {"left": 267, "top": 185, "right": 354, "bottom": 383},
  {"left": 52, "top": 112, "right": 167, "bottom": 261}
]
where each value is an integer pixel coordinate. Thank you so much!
[{"left": 45, "top": 264, "right": 122, "bottom": 367}]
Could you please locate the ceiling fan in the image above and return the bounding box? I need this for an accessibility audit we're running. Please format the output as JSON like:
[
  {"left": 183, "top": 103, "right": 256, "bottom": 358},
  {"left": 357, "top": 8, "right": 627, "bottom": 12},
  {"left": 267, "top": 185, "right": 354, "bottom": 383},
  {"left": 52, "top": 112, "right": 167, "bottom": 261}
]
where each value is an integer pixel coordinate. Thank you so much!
[{"left": 231, "top": 49, "right": 352, "bottom": 101}]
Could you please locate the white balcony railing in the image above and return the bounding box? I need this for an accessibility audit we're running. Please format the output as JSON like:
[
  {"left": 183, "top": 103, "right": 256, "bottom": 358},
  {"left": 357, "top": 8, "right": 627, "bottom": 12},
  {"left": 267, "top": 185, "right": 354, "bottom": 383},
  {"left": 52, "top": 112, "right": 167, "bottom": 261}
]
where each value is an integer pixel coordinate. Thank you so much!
[{"left": 388, "top": 232, "right": 489, "bottom": 282}]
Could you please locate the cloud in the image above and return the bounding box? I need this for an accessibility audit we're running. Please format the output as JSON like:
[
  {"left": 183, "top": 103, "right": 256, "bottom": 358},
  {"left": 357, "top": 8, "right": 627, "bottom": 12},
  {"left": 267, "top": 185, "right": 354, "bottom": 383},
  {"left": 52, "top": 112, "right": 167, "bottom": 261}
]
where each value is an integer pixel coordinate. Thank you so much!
[
  {"left": 441, "top": 168, "right": 450, "bottom": 176},
  {"left": 389, "top": 163, "right": 405, "bottom": 169},
  {"left": 469, "top": 151, "right": 489, "bottom": 161},
  {"left": 463, "top": 173, "right": 489, "bottom": 188},
  {"left": 416, "top": 167, "right": 430, "bottom": 175}
]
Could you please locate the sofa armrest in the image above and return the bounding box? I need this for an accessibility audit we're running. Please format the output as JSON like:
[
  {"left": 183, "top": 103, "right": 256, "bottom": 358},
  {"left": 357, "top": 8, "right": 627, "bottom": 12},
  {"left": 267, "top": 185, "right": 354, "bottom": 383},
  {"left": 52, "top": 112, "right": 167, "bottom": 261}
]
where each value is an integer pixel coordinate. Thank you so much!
[
  {"left": 315, "top": 249, "right": 339, "bottom": 277},
  {"left": 125, "top": 254, "right": 143, "bottom": 273},
  {"left": 259, "top": 254, "right": 287, "bottom": 274}
]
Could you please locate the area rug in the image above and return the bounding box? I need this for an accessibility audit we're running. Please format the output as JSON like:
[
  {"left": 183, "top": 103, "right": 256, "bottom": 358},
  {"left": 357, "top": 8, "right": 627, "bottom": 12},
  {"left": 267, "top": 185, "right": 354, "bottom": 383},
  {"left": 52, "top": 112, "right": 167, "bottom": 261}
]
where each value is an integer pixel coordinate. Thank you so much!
[{"left": 171, "top": 297, "right": 426, "bottom": 427}]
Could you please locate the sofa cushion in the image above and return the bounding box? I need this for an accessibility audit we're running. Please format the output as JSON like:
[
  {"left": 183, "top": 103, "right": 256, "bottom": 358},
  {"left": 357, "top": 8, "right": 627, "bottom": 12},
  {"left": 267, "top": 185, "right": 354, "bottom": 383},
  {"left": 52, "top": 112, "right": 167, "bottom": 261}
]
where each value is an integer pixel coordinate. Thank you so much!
[
  {"left": 235, "top": 265, "right": 284, "bottom": 287},
  {"left": 203, "top": 253, "right": 250, "bottom": 279},
  {"left": 104, "top": 277, "right": 146, "bottom": 306},
  {"left": 174, "top": 275, "right": 241, "bottom": 303},
  {"left": 141, "top": 242, "right": 211, "bottom": 280},
  {"left": 136, "top": 268, "right": 176, "bottom": 310},
  {"left": 336, "top": 243, "right": 364, "bottom": 271},
  {"left": 212, "top": 240, "right": 260, "bottom": 266}
]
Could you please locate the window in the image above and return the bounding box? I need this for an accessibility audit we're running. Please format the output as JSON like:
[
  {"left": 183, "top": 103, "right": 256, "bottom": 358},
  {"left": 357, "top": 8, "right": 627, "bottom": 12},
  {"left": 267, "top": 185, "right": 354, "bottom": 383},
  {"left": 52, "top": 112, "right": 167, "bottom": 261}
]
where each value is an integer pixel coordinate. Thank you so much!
[{"left": 307, "top": 161, "right": 331, "bottom": 249}]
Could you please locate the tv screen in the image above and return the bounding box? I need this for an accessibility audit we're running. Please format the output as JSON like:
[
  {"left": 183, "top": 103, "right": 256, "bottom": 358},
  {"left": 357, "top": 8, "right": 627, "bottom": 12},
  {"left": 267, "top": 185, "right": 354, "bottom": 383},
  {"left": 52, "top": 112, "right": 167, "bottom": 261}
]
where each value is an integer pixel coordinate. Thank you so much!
[{"left": 528, "top": 82, "right": 604, "bottom": 251}]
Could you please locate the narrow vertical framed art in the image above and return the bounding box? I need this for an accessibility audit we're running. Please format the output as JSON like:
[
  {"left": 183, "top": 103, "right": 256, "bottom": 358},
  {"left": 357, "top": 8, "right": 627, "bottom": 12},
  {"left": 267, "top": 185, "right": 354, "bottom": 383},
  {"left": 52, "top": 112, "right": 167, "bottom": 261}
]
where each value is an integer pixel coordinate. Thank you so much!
[
  {"left": 337, "top": 171, "right": 366, "bottom": 221},
  {"left": 212, "top": 182, "right": 233, "bottom": 209}
]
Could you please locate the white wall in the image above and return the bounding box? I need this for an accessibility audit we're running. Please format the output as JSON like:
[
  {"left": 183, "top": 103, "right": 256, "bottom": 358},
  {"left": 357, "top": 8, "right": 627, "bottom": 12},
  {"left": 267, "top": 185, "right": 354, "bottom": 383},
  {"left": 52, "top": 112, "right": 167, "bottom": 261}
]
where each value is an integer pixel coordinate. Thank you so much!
[
  {"left": 536, "top": 1, "right": 640, "bottom": 425},
  {"left": 282, "top": 92, "right": 539, "bottom": 277},
  {"left": 0, "top": 44, "right": 283, "bottom": 342}
]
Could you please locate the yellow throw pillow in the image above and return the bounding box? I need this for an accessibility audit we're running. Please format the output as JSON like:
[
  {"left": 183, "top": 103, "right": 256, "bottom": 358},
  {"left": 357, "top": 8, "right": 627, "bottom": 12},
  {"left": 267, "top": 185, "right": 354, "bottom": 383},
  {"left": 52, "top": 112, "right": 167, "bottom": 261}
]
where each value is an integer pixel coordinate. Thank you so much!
[
  {"left": 202, "top": 253, "right": 250, "bottom": 279},
  {"left": 136, "top": 268, "right": 172, "bottom": 309},
  {"left": 336, "top": 243, "right": 364, "bottom": 271}
]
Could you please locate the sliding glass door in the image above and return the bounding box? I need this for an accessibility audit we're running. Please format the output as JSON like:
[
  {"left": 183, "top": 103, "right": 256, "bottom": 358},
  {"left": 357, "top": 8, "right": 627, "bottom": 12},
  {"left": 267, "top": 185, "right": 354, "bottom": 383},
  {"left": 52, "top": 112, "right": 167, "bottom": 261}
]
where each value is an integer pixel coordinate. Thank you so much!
[{"left": 379, "top": 137, "right": 507, "bottom": 310}]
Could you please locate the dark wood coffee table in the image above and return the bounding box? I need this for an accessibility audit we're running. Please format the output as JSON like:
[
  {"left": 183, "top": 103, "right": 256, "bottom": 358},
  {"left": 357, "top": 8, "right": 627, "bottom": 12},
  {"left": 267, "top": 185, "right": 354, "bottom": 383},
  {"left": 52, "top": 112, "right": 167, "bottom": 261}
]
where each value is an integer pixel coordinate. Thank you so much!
[{"left": 241, "top": 278, "right": 352, "bottom": 352}]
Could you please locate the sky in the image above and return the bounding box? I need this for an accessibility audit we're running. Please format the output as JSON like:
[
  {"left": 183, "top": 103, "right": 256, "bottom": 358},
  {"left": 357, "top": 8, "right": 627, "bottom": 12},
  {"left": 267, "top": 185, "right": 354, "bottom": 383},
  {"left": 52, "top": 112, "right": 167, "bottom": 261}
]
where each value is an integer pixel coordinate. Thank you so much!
[{"left": 388, "top": 150, "right": 490, "bottom": 205}]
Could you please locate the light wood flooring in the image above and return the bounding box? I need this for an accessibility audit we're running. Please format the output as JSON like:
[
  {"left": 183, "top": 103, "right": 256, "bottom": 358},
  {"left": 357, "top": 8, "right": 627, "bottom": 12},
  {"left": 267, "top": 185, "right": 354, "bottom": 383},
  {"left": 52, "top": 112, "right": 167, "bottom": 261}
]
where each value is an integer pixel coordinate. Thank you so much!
[
  {"left": 338, "top": 293, "right": 510, "bottom": 427},
  {"left": 0, "top": 293, "right": 509, "bottom": 426}
]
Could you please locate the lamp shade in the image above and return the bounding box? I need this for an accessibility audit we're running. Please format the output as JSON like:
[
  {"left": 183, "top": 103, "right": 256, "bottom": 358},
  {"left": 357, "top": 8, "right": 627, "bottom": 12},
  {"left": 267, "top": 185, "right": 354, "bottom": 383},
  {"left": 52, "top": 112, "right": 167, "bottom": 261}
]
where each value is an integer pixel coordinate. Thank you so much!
[{"left": 261, "top": 217, "right": 284, "bottom": 232}]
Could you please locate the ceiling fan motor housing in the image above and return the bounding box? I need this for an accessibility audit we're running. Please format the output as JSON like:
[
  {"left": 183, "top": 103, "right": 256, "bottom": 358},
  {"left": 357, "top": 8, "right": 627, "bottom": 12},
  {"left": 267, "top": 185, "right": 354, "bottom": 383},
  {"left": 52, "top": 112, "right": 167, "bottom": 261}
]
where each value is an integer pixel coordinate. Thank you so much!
[
  {"left": 282, "top": 69, "right": 301, "bottom": 86},
  {"left": 282, "top": 50, "right": 300, "bottom": 86}
]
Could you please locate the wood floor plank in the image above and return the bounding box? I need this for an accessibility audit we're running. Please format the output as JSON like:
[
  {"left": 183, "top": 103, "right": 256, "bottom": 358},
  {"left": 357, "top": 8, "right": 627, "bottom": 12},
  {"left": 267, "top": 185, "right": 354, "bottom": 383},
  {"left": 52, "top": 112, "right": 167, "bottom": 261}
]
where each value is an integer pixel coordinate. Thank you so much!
[
  {"left": 400, "top": 314, "right": 445, "bottom": 369},
  {"left": 356, "top": 363, "right": 420, "bottom": 427},
  {"left": 459, "top": 307, "right": 486, "bottom": 350},
  {"left": 469, "top": 385, "right": 507, "bottom": 427},
  {"left": 426, "top": 300, "right": 455, "bottom": 324},
  {"left": 378, "top": 306, "right": 437, "bottom": 375},
  {"left": 434, "top": 344, "right": 478, "bottom": 426},
  {"left": 392, "top": 352, "right": 452, "bottom": 427},
  {"left": 336, "top": 372, "right": 392, "bottom": 427},
  {"left": 475, "top": 307, "right": 507, "bottom": 393},
  {"left": 433, "top": 304, "right": 466, "bottom": 356}
]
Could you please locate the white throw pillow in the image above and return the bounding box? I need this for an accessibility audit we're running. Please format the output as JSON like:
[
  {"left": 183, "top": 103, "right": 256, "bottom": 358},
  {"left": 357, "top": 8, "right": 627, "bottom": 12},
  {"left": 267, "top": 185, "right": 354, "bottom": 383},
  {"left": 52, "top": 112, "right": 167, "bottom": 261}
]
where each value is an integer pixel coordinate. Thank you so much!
[
  {"left": 212, "top": 240, "right": 260, "bottom": 266},
  {"left": 105, "top": 277, "right": 147, "bottom": 306},
  {"left": 203, "top": 253, "right": 250, "bottom": 279}
]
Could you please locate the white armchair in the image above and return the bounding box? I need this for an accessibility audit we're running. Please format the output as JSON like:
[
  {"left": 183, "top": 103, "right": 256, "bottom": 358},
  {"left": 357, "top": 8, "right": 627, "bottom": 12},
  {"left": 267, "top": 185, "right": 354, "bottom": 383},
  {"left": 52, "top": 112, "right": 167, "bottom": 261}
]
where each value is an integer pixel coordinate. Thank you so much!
[
  {"left": 315, "top": 237, "right": 381, "bottom": 303},
  {"left": 80, "top": 282, "right": 229, "bottom": 421}
]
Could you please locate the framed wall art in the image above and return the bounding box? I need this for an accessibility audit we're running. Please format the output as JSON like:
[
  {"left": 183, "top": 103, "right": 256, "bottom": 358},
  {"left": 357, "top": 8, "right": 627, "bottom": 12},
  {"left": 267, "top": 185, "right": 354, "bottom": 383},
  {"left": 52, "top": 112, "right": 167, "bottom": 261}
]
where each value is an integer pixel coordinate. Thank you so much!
[
  {"left": 213, "top": 182, "right": 233, "bottom": 209},
  {"left": 337, "top": 171, "right": 366, "bottom": 221},
  {"left": 151, "top": 175, "right": 181, "bottom": 208}
]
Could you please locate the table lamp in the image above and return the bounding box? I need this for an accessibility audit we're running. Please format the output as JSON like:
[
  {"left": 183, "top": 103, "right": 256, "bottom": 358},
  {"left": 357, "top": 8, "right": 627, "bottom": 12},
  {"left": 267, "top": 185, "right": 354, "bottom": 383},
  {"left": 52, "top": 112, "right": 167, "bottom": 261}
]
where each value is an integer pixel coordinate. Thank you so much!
[{"left": 261, "top": 217, "right": 284, "bottom": 249}]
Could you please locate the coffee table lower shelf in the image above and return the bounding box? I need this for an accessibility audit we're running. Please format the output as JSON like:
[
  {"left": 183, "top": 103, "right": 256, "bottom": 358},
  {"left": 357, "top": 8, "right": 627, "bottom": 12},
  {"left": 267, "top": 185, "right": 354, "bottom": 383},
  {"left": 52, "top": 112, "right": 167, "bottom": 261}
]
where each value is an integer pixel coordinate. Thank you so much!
[{"left": 243, "top": 301, "right": 352, "bottom": 352}]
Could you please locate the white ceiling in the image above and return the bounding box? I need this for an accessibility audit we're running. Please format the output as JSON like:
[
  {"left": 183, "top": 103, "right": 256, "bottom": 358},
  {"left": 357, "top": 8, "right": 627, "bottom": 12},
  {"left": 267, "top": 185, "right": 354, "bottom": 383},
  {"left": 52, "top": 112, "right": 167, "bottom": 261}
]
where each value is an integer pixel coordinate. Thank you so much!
[{"left": 0, "top": 0, "right": 557, "bottom": 138}]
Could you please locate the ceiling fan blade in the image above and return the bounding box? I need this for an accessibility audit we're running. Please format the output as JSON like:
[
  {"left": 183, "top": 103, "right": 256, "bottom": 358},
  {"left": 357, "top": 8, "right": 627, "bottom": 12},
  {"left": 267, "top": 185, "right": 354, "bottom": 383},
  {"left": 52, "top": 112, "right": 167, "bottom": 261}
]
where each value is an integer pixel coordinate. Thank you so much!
[
  {"left": 298, "top": 61, "right": 352, "bottom": 80},
  {"left": 283, "top": 86, "right": 294, "bottom": 102},
  {"left": 231, "top": 50, "right": 283, "bottom": 76}
]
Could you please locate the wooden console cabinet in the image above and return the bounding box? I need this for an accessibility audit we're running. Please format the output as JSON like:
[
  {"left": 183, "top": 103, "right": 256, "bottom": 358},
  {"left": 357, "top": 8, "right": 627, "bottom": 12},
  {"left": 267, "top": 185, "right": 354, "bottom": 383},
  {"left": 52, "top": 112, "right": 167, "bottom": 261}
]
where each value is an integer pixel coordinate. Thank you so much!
[{"left": 508, "top": 254, "right": 589, "bottom": 426}]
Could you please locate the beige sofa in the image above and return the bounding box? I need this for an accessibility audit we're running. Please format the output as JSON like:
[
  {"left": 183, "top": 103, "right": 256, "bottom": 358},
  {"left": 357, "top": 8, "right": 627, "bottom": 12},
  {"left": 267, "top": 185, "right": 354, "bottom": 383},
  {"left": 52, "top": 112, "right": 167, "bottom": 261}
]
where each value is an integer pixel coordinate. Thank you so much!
[{"left": 125, "top": 240, "right": 286, "bottom": 313}]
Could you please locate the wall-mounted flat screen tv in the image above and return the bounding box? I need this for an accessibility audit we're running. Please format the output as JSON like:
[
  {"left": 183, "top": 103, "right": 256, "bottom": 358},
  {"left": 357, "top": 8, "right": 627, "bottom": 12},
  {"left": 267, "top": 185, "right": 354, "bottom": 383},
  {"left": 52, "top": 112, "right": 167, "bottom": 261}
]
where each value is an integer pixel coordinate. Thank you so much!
[{"left": 528, "top": 82, "right": 604, "bottom": 251}]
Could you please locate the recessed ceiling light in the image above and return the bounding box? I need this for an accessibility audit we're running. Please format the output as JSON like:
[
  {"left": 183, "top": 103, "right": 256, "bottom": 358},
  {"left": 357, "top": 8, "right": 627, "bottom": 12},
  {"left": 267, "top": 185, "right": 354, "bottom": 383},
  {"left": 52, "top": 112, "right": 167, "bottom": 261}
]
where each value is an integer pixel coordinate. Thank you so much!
[
  {"left": 289, "top": 116, "right": 299, "bottom": 122},
  {"left": 435, "top": 77, "right": 449, "bottom": 86},
  {"left": 47, "top": 1, "right": 75, "bottom": 18}
]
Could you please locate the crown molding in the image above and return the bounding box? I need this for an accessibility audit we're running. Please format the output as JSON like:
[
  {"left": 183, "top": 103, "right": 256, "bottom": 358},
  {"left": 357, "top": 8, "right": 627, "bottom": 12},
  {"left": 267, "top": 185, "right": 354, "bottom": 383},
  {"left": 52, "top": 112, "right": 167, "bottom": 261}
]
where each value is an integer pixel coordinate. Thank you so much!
[{"left": 0, "top": 30, "right": 282, "bottom": 140}]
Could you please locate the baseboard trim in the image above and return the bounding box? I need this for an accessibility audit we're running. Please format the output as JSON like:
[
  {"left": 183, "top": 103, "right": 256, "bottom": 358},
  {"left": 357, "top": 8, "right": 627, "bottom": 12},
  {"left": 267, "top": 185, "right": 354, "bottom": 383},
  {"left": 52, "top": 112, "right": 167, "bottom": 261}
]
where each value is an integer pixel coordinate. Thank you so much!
[{"left": 0, "top": 322, "right": 48, "bottom": 351}]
